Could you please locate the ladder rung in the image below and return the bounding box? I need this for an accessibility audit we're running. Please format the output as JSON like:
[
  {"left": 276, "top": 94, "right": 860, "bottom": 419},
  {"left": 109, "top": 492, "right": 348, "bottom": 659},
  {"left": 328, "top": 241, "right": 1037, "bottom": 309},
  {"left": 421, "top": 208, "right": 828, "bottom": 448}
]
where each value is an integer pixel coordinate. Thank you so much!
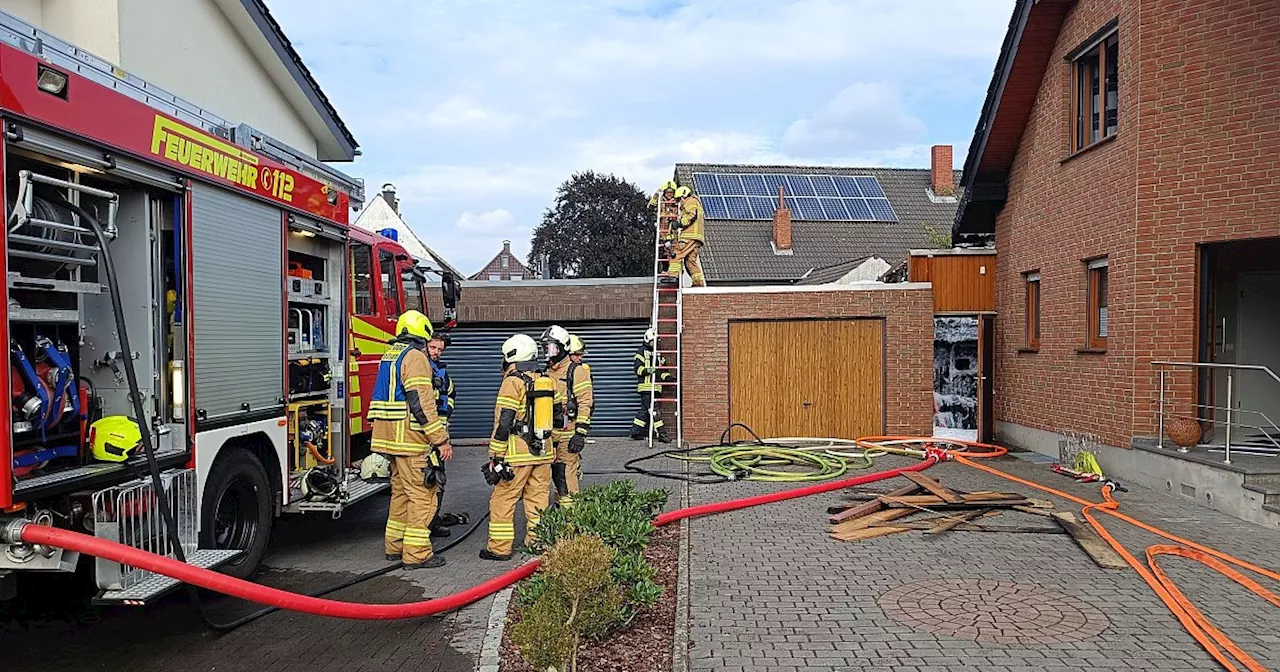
[
  {"left": 655, "top": 365, "right": 678, "bottom": 369},
  {"left": 652, "top": 398, "right": 678, "bottom": 402},
  {"left": 655, "top": 318, "right": 678, "bottom": 322}
]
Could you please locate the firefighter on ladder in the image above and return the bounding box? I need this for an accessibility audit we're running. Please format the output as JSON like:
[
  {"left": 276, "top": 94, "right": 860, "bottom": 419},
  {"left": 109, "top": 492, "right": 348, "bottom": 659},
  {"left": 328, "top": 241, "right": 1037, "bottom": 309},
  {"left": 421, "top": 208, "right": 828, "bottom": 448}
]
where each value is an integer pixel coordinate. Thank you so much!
[
  {"left": 661, "top": 185, "right": 706, "bottom": 287},
  {"left": 631, "top": 326, "right": 671, "bottom": 442},
  {"left": 480, "top": 333, "right": 554, "bottom": 561},
  {"left": 367, "top": 310, "right": 452, "bottom": 570},
  {"left": 544, "top": 329, "right": 593, "bottom": 508},
  {"left": 648, "top": 179, "right": 678, "bottom": 208}
]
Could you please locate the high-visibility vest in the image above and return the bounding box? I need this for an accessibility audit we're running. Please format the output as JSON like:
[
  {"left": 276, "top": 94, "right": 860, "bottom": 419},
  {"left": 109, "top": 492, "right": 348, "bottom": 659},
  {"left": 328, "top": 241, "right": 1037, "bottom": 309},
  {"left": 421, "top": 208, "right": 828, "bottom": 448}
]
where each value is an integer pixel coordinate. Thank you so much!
[
  {"left": 634, "top": 346, "right": 669, "bottom": 393},
  {"left": 368, "top": 343, "right": 416, "bottom": 421}
]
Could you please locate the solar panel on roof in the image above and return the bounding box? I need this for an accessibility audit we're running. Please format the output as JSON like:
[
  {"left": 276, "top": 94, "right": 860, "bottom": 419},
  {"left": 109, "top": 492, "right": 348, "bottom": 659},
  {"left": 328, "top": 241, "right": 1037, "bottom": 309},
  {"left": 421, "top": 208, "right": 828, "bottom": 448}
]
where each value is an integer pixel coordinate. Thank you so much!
[
  {"left": 785, "top": 175, "right": 816, "bottom": 197},
  {"left": 741, "top": 174, "right": 770, "bottom": 196},
  {"left": 794, "top": 197, "right": 826, "bottom": 220},
  {"left": 867, "top": 198, "right": 896, "bottom": 220},
  {"left": 724, "top": 196, "right": 752, "bottom": 219},
  {"left": 693, "top": 173, "right": 720, "bottom": 195},
  {"left": 819, "top": 198, "right": 850, "bottom": 220},
  {"left": 702, "top": 196, "right": 729, "bottom": 219},
  {"left": 811, "top": 175, "right": 839, "bottom": 198},
  {"left": 748, "top": 197, "right": 775, "bottom": 219},
  {"left": 691, "top": 172, "right": 896, "bottom": 222},
  {"left": 855, "top": 177, "right": 885, "bottom": 198},
  {"left": 717, "top": 174, "right": 745, "bottom": 195},
  {"left": 832, "top": 176, "right": 862, "bottom": 197},
  {"left": 844, "top": 198, "right": 872, "bottom": 220}
]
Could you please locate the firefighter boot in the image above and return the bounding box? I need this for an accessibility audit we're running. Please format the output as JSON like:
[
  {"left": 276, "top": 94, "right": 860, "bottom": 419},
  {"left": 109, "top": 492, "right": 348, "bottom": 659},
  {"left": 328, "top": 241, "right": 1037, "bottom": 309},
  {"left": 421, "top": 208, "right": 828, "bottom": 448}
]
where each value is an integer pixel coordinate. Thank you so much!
[{"left": 402, "top": 556, "right": 446, "bottom": 570}]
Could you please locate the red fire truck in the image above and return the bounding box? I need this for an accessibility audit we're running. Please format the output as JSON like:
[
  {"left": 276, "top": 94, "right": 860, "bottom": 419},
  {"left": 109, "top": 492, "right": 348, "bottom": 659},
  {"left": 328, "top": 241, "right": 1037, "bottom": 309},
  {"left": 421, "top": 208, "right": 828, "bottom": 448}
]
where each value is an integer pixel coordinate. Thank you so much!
[{"left": 0, "top": 14, "right": 458, "bottom": 603}]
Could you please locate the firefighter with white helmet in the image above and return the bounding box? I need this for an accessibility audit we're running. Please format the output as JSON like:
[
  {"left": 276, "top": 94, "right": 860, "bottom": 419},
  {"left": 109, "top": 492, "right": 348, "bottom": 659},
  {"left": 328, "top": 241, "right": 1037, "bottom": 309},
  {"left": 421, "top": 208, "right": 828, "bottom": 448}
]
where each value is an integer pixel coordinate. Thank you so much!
[
  {"left": 367, "top": 310, "right": 452, "bottom": 569},
  {"left": 481, "top": 333, "right": 555, "bottom": 561},
  {"left": 545, "top": 329, "right": 594, "bottom": 508},
  {"left": 631, "top": 326, "right": 671, "bottom": 442},
  {"left": 662, "top": 185, "right": 706, "bottom": 287}
]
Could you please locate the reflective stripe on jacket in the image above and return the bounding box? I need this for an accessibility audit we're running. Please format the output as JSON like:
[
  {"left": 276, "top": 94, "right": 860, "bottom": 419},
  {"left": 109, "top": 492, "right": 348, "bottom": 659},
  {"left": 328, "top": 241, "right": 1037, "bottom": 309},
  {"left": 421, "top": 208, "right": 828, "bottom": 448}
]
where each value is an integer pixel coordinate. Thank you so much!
[
  {"left": 369, "top": 342, "right": 448, "bottom": 455},
  {"left": 678, "top": 196, "right": 705, "bottom": 243},
  {"left": 634, "top": 346, "right": 670, "bottom": 393},
  {"left": 489, "top": 374, "right": 554, "bottom": 466}
]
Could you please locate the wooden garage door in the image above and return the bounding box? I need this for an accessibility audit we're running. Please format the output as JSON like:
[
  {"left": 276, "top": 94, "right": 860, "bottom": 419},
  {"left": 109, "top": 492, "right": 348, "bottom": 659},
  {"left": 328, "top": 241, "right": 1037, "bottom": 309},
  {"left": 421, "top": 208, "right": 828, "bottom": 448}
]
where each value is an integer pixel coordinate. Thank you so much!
[{"left": 729, "top": 319, "right": 883, "bottom": 440}]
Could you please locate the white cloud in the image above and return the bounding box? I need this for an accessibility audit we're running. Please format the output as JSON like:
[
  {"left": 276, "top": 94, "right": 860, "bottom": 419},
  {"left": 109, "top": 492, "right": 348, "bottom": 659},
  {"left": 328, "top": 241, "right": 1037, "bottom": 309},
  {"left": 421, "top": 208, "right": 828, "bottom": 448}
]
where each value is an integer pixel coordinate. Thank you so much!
[
  {"left": 269, "top": 0, "right": 1016, "bottom": 274},
  {"left": 782, "top": 82, "right": 926, "bottom": 159},
  {"left": 456, "top": 209, "right": 517, "bottom": 233}
]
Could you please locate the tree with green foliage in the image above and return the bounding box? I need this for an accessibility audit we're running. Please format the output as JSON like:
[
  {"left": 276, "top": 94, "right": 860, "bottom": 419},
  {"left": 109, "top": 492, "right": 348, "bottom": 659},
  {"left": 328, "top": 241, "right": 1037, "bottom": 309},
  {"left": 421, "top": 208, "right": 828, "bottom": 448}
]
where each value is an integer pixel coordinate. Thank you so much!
[{"left": 529, "top": 171, "right": 656, "bottom": 278}]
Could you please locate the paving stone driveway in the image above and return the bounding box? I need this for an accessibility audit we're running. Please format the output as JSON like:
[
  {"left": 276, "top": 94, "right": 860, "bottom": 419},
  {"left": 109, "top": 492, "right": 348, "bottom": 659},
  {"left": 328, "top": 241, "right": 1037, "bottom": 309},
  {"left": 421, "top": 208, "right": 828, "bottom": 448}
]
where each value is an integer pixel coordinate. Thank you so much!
[
  {"left": 4, "top": 441, "right": 1278, "bottom": 671},
  {"left": 685, "top": 452, "right": 1280, "bottom": 672}
]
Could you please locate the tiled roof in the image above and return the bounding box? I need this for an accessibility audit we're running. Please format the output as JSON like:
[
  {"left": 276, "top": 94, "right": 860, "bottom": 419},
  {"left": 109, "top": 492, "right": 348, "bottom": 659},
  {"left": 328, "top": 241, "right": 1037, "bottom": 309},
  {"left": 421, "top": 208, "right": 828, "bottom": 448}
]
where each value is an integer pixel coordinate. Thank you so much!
[
  {"left": 796, "top": 256, "right": 871, "bottom": 285},
  {"left": 673, "top": 164, "right": 962, "bottom": 284}
]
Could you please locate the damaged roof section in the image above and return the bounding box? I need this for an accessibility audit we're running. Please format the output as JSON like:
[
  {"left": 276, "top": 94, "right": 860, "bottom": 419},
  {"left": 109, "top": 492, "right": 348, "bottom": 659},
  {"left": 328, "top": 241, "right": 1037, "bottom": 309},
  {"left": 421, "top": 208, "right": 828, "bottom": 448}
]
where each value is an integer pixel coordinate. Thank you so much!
[
  {"left": 674, "top": 162, "right": 962, "bottom": 285},
  {"left": 953, "top": 0, "right": 1073, "bottom": 245}
]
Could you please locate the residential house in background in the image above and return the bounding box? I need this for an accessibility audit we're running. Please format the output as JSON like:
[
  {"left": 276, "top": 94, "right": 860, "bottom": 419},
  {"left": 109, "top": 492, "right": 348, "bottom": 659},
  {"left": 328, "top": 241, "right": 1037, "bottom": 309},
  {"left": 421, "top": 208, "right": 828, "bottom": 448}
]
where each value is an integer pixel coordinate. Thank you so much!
[
  {"left": 0, "top": 0, "right": 358, "bottom": 161},
  {"left": 954, "top": 0, "right": 1280, "bottom": 525},
  {"left": 353, "top": 184, "right": 462, "bottom": 277},
  {"left": 469, "top": 240, "right": 539, "bottom": 282},
  {"left": 673, "top": 146, "right": 961, "bottom": 286}
]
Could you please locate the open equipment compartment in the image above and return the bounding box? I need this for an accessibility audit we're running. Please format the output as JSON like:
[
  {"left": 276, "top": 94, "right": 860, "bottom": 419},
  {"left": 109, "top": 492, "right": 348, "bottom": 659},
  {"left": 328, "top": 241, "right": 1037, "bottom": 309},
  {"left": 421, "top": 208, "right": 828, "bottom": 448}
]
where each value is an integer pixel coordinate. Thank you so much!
[{"left": 284, "top": 215, "right": 351, "bottom": 512}]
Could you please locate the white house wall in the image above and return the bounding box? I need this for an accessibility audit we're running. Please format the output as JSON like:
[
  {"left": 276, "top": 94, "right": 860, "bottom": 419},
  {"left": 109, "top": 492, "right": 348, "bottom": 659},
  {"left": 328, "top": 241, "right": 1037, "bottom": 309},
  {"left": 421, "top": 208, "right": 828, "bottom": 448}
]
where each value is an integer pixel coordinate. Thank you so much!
[
  {"left": 0, "top": 0, "right": 319, "bottom": 158},
  {"left": 117, "top": 0, "right": 316, "bottom": 156}
]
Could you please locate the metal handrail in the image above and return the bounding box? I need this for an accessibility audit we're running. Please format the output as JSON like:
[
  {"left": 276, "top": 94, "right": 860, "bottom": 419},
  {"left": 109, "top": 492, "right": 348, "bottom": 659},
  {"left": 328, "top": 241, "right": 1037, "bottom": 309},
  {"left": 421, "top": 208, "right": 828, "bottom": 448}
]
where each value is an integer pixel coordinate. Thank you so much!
[
  {"left": 1153, "top": 360, "right": 1280, "bottom": 384},
  {"left": 1152, "top": 361, "right": 1280, "bottom": 464}
]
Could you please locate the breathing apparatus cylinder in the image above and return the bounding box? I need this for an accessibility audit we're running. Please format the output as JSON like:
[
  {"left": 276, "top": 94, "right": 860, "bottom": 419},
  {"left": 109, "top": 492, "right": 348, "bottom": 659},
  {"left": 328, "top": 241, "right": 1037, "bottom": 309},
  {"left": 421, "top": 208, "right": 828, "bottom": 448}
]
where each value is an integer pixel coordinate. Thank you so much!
[{"left": 532, "top": 375, "right": 554, "bottom": 441}]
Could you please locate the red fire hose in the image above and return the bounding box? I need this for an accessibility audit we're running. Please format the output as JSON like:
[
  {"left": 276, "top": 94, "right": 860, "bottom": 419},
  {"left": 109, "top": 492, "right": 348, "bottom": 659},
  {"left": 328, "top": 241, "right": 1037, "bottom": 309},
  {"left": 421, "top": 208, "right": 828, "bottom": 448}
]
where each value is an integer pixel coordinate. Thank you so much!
[{"left": 11, "top": 454, "right": 940, "bottom": 620}]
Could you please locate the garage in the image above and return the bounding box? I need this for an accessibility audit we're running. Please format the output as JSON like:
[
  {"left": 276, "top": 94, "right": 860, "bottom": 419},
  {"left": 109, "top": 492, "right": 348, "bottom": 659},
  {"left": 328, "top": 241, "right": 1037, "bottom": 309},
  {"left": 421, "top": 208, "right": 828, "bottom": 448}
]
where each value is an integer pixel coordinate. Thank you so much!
[
  {"left": 441, "top": 320, "right": 649, "bottom": 438},
  {"left": 729, "top": 319, "right": 884, "bottom": 439}
]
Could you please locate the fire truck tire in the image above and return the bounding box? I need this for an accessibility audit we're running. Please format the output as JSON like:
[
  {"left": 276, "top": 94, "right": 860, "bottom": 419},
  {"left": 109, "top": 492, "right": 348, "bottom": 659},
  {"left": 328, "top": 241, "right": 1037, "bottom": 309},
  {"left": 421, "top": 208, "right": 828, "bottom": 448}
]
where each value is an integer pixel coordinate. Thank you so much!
[{"left": 201, "top": 448, "right": 273, "bottom": 579}]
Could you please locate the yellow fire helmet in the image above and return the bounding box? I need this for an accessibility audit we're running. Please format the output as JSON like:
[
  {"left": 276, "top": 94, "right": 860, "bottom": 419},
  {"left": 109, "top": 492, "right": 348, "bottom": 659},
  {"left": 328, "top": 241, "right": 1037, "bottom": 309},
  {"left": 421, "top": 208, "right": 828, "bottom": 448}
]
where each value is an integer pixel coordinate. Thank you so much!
[
  {"left": 660, "top": 179, "right": 677, "bottom": 193},
  {"left": 674, "top": 186, "right": 692, "bottom": 199},
  {"left": 90, "top": 416, "right": 142, "bottom": 463},
  {"left": 568, "top": 334, "right": 587, "bottom": 355},
  {"left": 395, "top": 309, "right": 433, "bottom": 340}
]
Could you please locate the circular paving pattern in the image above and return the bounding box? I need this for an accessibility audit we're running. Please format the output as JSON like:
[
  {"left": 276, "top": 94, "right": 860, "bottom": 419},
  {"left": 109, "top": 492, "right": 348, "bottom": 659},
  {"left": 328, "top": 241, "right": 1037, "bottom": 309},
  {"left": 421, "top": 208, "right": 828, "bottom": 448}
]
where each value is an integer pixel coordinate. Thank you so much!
[{"left": 878, "top": 579, "right": 1110, "bottom": 645}]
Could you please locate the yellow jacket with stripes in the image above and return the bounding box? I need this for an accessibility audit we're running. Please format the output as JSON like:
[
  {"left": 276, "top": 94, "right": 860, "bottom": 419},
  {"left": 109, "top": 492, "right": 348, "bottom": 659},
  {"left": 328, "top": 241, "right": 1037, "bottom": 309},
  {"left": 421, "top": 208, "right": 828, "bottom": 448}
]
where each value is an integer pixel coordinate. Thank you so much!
[
  {"left": 490, "top": 372, "right": 555, "bottom": 466},
  {"left": 678, "top": 196, "right": 705, "bottom": 243},
  {"left": 545, "top": 358, "right": 594, "bottom": 443},
  {"left": 369, "top": 342, "right": 449, "bottom": 456}
]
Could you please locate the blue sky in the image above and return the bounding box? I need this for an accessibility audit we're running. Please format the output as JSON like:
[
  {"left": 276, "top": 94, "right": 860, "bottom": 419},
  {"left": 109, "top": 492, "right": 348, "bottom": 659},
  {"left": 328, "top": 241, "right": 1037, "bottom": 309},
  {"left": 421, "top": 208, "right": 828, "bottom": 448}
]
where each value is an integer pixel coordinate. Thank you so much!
[{"left": 271, "top": 0, "right": 1015, "bottom": 276}]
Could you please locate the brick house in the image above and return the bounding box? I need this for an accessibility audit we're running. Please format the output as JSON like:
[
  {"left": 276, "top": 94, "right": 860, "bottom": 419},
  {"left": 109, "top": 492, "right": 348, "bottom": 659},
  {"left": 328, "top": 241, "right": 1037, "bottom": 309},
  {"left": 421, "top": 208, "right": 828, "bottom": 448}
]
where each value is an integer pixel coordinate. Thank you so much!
[
  {"left": 673, "top": 148, "right": 962, "bottom": 286},
  {"left": 469, "top": 240, "right": 539, "bottom": 281},
  {"left": 954, "top": 0, "right": 1280, "bottom": 525}
]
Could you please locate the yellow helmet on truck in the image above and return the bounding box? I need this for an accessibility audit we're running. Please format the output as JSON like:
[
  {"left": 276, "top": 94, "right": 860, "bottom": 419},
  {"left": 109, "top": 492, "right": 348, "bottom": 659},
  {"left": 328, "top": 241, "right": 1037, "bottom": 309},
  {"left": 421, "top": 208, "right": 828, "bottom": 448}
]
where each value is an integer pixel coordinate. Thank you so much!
[{"left": 90, "top": 416, "right": 142, "bottom": 463}]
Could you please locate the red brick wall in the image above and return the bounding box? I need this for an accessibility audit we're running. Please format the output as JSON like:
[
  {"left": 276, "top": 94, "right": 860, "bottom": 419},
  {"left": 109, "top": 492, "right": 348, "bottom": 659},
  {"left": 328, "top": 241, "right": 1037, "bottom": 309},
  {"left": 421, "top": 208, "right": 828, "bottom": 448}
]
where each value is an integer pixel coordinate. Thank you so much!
[
  {"left": 680, "top": 286, "right": 935, "bottom": 442},
  {"left": 993, "top": 0, "right": 1280, "bottom": 448},
  {"left": 426, "top": 279, "right": 652, "bottom": 323}
]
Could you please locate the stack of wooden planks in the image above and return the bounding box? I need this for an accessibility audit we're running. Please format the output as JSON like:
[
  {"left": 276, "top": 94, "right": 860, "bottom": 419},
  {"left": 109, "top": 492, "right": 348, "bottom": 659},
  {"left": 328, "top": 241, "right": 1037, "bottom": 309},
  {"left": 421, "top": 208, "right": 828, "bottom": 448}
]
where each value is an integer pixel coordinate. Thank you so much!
[{"left": 826, "top": 473, "right": 1129, "bottom": 570}]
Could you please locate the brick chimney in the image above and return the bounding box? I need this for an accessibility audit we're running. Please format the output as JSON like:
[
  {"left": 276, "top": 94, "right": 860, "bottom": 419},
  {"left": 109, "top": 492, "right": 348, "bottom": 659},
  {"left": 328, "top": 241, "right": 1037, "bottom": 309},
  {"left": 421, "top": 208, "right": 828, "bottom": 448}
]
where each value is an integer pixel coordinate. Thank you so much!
[
  {"left": 381, "top": 183, "right": 400, "bottom": 214},
  {"left": 772, "top": 185, "right": 792, "bottom": 251},
  {"left": 930, "top": 145, "right": 954, "bottom": 196}
]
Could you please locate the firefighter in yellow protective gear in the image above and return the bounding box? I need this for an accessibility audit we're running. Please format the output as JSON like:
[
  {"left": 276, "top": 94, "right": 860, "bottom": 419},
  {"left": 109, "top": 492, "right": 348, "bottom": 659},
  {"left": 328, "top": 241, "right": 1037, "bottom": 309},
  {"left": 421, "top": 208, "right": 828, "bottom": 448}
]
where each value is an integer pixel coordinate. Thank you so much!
[
  {"left": 544, "top": 328, "right": 594, "bottom": 509},
  {"left": 663, "top": 186, "right": 706, "bottom": 287},
  {"left": 631, "top": 327, "right": 671, "bottom": 442},
  {"left": 480, "top": 333, "right": 554, "bottom": 561},
  {"left": 368, "top": 310, "right": 452, "bottom": 570},
  {"left": 647, "top": 179, "right": 678, "bottom": 208}
]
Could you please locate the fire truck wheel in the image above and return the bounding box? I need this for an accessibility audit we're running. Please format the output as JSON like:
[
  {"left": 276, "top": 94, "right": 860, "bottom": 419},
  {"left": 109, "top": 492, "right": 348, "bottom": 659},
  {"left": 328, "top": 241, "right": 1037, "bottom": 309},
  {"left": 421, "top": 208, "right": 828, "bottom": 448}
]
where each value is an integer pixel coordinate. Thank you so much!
[{"left": 200, "top": 448, "right": 272, "bottom": 579}]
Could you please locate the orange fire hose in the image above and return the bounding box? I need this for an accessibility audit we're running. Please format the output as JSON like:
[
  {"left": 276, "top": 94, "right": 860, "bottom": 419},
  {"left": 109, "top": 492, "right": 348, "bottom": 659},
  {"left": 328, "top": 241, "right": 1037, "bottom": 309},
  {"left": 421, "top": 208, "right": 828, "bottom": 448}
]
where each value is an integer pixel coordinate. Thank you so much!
[{"left": 856, "top": 436, "right": 1279, "bottom": 672}]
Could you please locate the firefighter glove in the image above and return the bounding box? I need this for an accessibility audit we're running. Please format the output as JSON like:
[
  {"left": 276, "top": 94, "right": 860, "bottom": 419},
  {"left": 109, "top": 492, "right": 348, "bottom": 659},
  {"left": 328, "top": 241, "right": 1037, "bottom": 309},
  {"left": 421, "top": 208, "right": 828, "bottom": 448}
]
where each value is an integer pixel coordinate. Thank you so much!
[
  {"left": 482, "top": 456, "right": 514, "bottom": 486},
  {"left": 568, "top": 433, "right": 585, "bottom": 454}
]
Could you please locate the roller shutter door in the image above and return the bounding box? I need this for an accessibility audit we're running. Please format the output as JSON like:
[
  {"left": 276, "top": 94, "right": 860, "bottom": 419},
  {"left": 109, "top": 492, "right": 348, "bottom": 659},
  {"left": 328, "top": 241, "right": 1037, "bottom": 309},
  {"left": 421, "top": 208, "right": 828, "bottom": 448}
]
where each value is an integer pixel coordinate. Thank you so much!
[
  {"left": 444, "top": 321, "right": 648, "bottom": 438},
  {"left": 190, "top": 183, "right": 284, "bottom": 425}
]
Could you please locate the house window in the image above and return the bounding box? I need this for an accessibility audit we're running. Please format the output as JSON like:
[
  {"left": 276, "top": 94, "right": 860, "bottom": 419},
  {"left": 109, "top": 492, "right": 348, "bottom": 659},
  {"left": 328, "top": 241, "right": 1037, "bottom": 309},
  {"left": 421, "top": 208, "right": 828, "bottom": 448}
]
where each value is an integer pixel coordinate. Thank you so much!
[
  {"left": 1071, "top": 26, "right": 1119, "bottom": 152},
  {"left": 501, "top": 254, "right": 510, "bottom": 269},
  {"left": 488, "top": 273, "right": 502, "bottom": 281},
  {"left": 510, "top": 274, "right": 524, "bottom": 282},
  {"left": 1024, "top": 272, "right": 1041, "bottom": 350},
  {"left": 1086, "top": 258, "right": 1108, "bottom": 350}
]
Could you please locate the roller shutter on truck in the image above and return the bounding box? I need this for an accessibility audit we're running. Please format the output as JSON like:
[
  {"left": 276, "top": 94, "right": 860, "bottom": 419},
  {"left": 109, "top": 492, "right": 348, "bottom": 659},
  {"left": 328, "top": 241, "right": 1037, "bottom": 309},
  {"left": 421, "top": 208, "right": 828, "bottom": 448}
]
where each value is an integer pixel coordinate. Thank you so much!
[
  {"left": 444, "top": 321, "right": 648, "bottom": 438},
  {"left": 190, "top": 183, "right": 284, "bottom": 425}
]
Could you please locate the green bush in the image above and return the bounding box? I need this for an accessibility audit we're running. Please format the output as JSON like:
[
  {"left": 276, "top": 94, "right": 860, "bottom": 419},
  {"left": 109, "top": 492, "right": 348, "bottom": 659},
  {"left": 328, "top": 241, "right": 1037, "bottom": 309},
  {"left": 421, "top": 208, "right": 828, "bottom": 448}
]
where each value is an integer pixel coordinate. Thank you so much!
[
  {"left": 512, "top": 535, "right": 624, "bottom": 672},
  {"left": 524, "top": 480, "right": 669, "bottom": 616}
]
